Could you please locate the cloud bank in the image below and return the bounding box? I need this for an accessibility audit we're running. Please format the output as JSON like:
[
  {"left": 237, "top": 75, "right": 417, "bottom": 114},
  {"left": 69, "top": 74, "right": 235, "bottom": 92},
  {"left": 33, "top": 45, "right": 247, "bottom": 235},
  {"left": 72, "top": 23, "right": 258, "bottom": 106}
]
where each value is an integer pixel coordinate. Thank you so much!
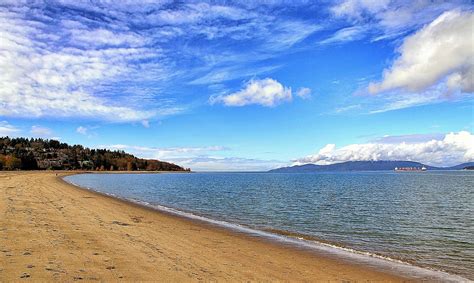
[
  {"left": 369, "top": 10, "right": 474, "bottom": 94},
  {"left": 168, "top": 156, "right": 286, "bottom": 172},
  {"left": 100, "top": 143, "right": 283, "bottom": 171},
  {"left": 295, "top": 131, "right": 474, "bottom": 167},
  {"left": 102, "top": 144, "right": 228, "bottom": 160},
  {"left": 0, "top": 2, "right": 321, "bottom": 122},
  {"left": 0, "top": 5, "right": 164, "bottom": 122}
]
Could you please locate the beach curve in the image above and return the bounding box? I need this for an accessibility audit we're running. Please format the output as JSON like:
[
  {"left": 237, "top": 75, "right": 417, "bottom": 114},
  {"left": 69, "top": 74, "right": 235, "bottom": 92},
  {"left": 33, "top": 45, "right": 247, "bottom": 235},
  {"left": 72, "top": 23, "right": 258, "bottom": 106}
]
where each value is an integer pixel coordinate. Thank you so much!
[{"left": 0, "top": 171, "right": 467, "bottom": 281}]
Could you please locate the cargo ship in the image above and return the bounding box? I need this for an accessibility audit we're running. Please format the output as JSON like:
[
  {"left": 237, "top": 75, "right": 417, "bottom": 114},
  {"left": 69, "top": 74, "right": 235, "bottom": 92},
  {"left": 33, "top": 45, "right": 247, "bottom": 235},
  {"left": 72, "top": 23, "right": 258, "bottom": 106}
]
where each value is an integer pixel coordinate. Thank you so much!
[{"left": 394, "top": 166, "right": 427, "bottom": 172}]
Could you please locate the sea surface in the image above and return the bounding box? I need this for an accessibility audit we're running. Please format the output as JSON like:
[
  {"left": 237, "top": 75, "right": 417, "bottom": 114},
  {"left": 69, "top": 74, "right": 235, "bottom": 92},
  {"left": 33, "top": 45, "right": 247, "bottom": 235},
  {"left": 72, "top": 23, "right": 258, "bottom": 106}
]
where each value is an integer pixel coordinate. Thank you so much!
[{"left": 64, "top": 171, "right": 474, "bottom": 279}]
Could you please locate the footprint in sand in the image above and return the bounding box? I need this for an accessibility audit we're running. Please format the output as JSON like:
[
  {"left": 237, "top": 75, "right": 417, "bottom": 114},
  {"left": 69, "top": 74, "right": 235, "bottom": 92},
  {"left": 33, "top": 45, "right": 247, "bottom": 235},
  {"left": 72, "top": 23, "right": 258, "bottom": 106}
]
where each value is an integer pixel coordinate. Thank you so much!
[{"left": 20, "top": 273, "right": 30, "bottom": 278}]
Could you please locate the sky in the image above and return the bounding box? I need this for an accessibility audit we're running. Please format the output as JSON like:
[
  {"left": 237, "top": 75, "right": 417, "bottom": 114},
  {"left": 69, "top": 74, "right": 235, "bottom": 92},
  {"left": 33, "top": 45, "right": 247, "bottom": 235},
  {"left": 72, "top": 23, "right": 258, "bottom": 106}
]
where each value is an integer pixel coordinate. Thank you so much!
[{"left": 0, "top": 0, "right": 473, "bottom": 171}]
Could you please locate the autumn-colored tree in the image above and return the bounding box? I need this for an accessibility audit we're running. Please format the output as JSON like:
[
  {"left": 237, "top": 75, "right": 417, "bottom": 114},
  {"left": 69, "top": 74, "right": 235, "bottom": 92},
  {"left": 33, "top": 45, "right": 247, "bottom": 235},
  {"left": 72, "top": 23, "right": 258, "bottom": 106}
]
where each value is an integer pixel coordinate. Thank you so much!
[
  {"left": 4, "top": 155, "right": 21, "bottom": 170},
  {"left": 116, "top": 158, "right": 128, "bottom": 170},
  {"left": 146, "top": 162, "right": 157, "bottom": 171}
]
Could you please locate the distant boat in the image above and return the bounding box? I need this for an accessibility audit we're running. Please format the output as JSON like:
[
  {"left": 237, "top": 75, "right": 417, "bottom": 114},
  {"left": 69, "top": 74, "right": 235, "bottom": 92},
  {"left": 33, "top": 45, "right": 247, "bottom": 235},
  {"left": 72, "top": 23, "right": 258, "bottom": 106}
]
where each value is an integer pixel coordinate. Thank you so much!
[{"left": 394, "top": 166, "right": 427, "bottom": 172}]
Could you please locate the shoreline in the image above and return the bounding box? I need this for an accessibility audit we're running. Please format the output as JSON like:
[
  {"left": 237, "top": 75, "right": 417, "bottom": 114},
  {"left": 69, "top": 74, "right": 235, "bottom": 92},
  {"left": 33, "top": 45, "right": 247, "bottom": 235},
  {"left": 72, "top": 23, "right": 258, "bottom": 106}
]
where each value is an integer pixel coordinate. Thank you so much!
[
  {"left": 1, "top": 171, "right": 467, "bottom": 281},
  {"left": 62, "top": 172, "right": 468, "bottom": 282}
]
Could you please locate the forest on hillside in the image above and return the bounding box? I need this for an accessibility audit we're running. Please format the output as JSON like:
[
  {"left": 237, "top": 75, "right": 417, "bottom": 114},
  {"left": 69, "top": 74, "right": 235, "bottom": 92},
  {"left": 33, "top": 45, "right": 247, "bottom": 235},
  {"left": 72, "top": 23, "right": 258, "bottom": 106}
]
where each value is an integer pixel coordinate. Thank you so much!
[{"left": 0, "top": 137, "right": 189, "bottom": 172}]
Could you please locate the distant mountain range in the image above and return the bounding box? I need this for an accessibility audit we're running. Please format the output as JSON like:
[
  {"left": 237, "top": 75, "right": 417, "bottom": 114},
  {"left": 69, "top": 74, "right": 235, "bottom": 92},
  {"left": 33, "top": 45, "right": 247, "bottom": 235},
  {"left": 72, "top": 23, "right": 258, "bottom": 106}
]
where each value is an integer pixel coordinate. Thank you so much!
[{"left": 269, "top": 161, "right": 474, "bottom": 173}]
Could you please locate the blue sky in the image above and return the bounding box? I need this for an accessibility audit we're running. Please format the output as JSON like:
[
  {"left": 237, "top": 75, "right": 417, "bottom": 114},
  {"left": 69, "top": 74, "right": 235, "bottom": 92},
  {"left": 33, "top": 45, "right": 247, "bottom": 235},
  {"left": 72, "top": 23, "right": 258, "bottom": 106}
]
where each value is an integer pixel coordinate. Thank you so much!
[{"left": 0, "top": 0, "right": 473, "bottom": 170}]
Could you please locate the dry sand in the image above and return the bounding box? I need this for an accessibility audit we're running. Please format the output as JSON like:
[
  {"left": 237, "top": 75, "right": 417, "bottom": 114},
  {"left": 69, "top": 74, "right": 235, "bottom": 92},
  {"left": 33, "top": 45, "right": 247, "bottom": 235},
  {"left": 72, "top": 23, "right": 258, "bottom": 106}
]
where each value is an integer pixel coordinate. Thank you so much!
[{"left": 0, "top": 171, "right": 408, "bottom": 281}]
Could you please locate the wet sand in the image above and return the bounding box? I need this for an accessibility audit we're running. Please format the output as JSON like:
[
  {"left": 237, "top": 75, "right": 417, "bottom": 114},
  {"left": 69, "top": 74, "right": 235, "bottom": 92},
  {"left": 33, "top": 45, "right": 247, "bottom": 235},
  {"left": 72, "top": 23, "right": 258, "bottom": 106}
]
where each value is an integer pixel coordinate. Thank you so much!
[{"left": 0, "top": 171, "right": 408, "bottom": 281}]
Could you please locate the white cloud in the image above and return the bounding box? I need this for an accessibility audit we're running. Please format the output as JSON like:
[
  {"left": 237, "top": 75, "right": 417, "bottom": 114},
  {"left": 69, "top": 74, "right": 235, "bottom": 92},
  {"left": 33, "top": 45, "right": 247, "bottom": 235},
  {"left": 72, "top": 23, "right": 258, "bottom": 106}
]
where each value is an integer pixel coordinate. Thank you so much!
[
  {"left": 296, "top": 87, "right": 312, "bottom": 99},
  {"left": 210, "top": 78, "right": 292, "bottom": 107},
  {"left": 370, "top": 133, "right": 445, "bottom": 144},
  {"left": 330, "top": 0, "right": 468, "bottom": 41},
  {"left": 369, "top": 10, "right": 474, "bottom": 94},
  {"left": 319, "top": 26, "right": 368, "bottom": 44},
  {"left": 167, "top": 156, "right": 286, "bottom": 172},
  {"left": 0, "top": 121, "right": 20, "bottom": 136},
  {"left": 141, "top": 120, "right": 150, "bottom": 128},
  {"left": 295, "top": 131, "right": 474, "bottom": 167},
  {"left": 331, "top": 0, "right": 389, "bottom": 20},
  {"left": 368, "top": 91, "right": 445, "bottom": 114},
  {"left": 100, "top": 144, "right": 229, "bottom": 160},
  {"left": 0, "top": 9, "right": 158, "bottom": 122},
  {"left": 146, "top": 3, "right": 251, "bottom": 25},
  {"left": 189, "top": 65, "right": 282, "bottom": 85},
  {"left": 334, "top": 104, "right": 361, "bottom": 113},
  {"left": 0, "top": 3, "right": 322, "bottom": 122},
  {"left": 30, "top": 125, "right": 53, "bottom": 138},
  {"left": 76, "top": 126, "right": 88, "bottom": 135},
  {"left": 70, "top": 28, "right": 146, "bottom": 47}
]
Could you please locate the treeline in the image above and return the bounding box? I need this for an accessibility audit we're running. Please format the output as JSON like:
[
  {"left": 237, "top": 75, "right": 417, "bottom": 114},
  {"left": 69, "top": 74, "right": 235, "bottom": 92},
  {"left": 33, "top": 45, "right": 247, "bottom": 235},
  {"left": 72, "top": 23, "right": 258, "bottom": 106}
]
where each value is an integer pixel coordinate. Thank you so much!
[{"left": 0, "top": 137, "right": 189, "bottom": 172}]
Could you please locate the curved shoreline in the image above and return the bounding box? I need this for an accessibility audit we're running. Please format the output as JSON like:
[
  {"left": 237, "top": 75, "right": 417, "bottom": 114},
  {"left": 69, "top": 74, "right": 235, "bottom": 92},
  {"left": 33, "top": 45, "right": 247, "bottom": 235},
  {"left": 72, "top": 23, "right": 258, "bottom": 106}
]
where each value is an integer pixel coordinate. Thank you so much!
[
  {"left": 1, "top": 171, "right": 469, "bottom": 281},
  {"left": 62, "top": 172, "right": 468, "bottom": 282}
]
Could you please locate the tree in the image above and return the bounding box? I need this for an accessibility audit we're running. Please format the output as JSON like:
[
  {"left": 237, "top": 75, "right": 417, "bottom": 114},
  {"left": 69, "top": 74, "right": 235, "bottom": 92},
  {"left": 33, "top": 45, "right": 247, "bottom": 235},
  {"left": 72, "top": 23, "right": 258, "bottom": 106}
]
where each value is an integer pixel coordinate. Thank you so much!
[
  {"left": 21, "top": 152, "right": 38, "bottom": 170},
  {"left": 4, "top": 155, "right": 21, "bottom": 170},
  {"left": 0, "top": 154, "right": 4, "bottom": 170}
]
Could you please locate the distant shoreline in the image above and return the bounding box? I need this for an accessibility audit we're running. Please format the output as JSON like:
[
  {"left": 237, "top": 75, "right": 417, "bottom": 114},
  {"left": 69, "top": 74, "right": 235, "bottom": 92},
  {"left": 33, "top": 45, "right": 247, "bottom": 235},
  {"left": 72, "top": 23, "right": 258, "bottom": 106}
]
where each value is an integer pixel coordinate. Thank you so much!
[{"left": 269, "top": 160, "right": 474, "bottom": 173}]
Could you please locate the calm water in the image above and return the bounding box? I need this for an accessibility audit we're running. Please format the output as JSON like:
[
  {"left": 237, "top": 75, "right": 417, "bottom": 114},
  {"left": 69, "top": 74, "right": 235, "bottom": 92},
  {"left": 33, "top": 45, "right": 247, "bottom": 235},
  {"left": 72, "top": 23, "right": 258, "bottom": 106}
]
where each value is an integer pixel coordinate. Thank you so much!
[{"left": 65, "top": 171, "right": 474, "bottom": 279}]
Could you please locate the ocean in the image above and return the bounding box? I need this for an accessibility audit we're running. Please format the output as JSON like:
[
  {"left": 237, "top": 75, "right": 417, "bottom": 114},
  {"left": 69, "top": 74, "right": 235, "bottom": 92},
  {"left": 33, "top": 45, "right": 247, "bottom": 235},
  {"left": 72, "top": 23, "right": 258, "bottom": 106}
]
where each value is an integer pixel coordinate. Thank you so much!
[{"left": 64, "top": 171, "right": 474, "bottom": 279}]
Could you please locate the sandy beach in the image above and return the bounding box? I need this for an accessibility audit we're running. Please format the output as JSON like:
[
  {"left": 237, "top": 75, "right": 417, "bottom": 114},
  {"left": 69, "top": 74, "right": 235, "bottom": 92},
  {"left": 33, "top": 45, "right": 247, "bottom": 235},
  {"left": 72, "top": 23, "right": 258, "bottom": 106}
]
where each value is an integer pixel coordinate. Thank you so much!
[{"left": 0, "top": 171, "right": 408, "bottom": 281}]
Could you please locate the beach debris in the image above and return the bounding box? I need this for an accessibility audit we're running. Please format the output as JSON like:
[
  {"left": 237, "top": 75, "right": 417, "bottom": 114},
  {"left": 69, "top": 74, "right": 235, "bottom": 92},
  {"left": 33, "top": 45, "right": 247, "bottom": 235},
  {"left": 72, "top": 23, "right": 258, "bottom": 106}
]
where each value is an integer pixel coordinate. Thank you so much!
[{"left": 106, "top": 266, "right": 115, "bottom": 270}]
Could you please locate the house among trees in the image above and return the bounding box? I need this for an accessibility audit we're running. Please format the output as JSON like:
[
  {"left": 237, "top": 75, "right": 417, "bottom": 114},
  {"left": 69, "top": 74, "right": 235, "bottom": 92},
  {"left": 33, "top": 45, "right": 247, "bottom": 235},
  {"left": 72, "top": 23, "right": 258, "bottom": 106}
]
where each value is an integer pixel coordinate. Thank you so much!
[{"left": 0, "top": 137, "right": 188, "bottom": 172}]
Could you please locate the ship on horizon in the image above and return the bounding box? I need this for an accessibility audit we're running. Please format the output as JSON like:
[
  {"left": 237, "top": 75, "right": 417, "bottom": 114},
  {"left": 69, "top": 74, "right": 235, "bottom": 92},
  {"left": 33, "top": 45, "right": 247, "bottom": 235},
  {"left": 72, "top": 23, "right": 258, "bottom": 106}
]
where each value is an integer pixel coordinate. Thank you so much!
[{"left": 394, "top": 166, "right": 427, "bottom": 172}]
